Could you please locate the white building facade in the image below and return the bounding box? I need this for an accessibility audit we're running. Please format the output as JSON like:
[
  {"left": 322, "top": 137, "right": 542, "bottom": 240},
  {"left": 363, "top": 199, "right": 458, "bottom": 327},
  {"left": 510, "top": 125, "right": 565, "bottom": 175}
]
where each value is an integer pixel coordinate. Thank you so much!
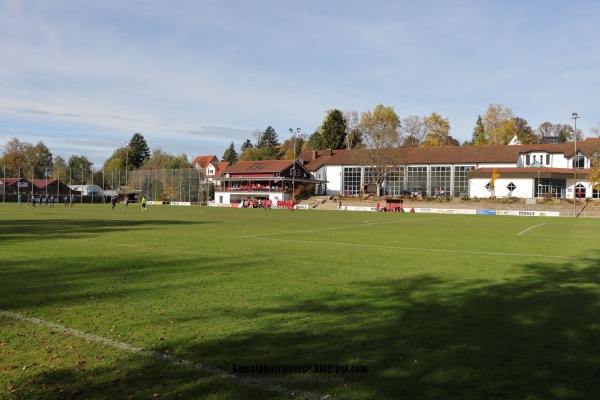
[{"left": 300, "top": 139, "right": 600, "bottom": 200}]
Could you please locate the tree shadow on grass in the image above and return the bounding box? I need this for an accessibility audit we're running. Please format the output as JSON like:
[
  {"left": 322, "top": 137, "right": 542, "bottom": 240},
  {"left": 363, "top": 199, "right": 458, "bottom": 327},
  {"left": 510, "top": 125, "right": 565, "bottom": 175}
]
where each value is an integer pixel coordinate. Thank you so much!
[
  {"left": 169, "top": 256, "right": 600, "bottom": 399},
  {"left": 5, "top": 255, "right": 600, "bottom": 399},
  {"left": 0, "top": 218, "right": 210, "bottom": 244}
]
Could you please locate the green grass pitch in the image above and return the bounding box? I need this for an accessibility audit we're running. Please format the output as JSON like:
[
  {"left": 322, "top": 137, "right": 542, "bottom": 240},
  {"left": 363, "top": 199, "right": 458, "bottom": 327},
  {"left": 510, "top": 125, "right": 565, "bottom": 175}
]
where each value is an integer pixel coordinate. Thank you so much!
[{"left": 1, "top": 203, "right": 599, "bottom": 399}]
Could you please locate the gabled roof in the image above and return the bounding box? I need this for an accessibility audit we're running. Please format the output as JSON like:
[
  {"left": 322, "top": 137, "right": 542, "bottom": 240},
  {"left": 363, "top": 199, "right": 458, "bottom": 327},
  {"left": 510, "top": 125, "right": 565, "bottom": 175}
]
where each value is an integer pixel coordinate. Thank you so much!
[
  {"left": 212, "top": 162, "right": 230, "bottom": 177},
  {"left": 300, "top": 140, "right": 600, "bottom": 170},
  {"left": 566, "top": 137, "right": 600, "bottom": 157},
  {"left": 222, "top": 160, "right": 294, "bottom": 175},
  {"left": 0, "top": 178, "right": 24, "bottom": 187},
  {"left": 31, "top": 179, "right": 58, "bottom": 189},
  {"left": 191, "top": 155, "right": 219, "bottom": 168}
]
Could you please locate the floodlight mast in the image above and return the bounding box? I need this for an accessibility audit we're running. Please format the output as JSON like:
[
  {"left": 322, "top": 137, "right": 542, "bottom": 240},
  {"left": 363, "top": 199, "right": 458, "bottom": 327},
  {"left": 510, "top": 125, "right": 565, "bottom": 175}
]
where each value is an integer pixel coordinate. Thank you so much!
[
  {"left": 571, "top": 112, "right": 579, "bottom": 217},
  {"left": 289, "top": 128, "right": 301, "bottom": 205}
]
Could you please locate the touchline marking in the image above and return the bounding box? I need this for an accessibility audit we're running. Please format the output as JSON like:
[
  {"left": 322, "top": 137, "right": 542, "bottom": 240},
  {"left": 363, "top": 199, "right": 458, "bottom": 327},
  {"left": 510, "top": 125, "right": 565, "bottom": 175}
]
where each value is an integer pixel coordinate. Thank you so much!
[
  {"left": 246, "top": 236, "right": 595, "bottom": 260},
  {"left": 518, "top": 223, "right": 546, "bottom": 236},
  {"left": 240, "top": 218, "right": 444, "bottom": 239},
  {"left": 0, "top": 310, "right": 334, "bottom": 400}
]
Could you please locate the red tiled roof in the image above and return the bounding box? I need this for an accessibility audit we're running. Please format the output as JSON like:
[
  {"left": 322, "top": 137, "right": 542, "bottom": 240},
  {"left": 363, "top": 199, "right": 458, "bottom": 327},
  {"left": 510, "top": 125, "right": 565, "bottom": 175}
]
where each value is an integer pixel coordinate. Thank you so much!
[
  {"left": 31, "top": 179, "right": 58, "bottom": 188},
  {"left": 191, "top": 155, "right": 219, "bottom": 168},
  {"left": 0, "top": 178, "right": 22, "bottom": 186},
  {"left": 300, "top": 139, "right": 600, "bottom": 170},
  {"left": 213, "top": 162, "right": 230, "bottom": 177}
]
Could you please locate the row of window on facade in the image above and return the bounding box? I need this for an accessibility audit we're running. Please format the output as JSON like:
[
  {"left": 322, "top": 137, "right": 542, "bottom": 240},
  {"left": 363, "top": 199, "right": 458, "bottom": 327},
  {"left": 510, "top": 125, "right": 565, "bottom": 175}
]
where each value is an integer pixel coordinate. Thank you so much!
[
  {"left": 340, "top": 166, "right": 600, "bottom": 199},
  {"left": 342, "top": 166, "right": 474, "bottom": 196}
]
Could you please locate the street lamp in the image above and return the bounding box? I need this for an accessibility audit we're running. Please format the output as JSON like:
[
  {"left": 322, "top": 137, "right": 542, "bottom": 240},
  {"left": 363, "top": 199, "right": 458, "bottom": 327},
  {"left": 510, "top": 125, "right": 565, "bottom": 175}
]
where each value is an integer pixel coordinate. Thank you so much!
[
  {"left": 572, "top": 112, "right": 579, "bottom": 217},
  {"left": 125, "top": 142, "right": 129, "bottom": 195},
  {"left": 289, "top": 128, "right": 301, "bottom": 204}
]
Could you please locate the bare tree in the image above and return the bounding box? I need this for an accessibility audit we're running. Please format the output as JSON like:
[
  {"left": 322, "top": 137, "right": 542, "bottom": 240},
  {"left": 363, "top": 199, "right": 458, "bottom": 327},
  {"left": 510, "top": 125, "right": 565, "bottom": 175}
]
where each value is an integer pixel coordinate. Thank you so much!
[
  {"left": 401, "top": 115, "right": 425, "bottom": 147},
  {"left": 343, "top": 110, "right": 361, "bottom": 149}
]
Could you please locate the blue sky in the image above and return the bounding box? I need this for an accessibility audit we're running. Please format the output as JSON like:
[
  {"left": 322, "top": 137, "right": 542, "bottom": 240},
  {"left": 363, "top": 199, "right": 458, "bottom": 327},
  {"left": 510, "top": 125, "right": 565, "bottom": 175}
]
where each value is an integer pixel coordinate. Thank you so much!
[{"left": 1, "top": 0, "right": 599, "bottom": 167}]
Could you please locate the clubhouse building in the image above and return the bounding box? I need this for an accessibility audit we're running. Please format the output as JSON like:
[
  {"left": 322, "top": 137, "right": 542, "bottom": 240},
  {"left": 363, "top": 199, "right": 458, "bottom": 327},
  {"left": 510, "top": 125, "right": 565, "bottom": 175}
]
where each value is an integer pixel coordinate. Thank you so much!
[{"left": 212, "top": 138, "right": 600, "bottom": 205}]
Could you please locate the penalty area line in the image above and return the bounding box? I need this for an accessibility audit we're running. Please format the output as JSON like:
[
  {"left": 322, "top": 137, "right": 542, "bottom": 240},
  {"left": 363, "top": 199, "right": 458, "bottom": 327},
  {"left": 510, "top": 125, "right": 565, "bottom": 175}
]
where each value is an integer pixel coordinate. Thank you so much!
[
  {"left": 240, "top": 217, "right": 446, "bottom": 239},
  {"left": 245, "top": 236, "right": 594, "bottom": 260},
  {"left": 0, "top": 310, "right": 334, "bottom": 400},
  {"left": 518, "top": 223, "right": 546, "bottom": 236}
]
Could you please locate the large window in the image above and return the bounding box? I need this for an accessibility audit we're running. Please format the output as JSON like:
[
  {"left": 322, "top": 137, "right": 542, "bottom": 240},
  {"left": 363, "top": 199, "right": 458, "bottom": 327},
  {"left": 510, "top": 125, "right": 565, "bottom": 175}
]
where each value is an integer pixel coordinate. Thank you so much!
[
  {"left": 574, "top": 152, "right": 585, "bottom": 169},
  {"left": 454, "top": 166, "right": 474, "bottom": 196},
  {"left": 385, "top": 167, "right": 405, "bottom": 196},
  {"left": 430, "top": 166, "right": 451, "bottom": 196},
  {"left": 343, "top": 167, "right": 361, "bottom": 195},
  {"left": 535, "top": 178, "right": 566, "bottom": 198},
  {"left": 406, "top": 166, "right": 427, "bottom": 195}
]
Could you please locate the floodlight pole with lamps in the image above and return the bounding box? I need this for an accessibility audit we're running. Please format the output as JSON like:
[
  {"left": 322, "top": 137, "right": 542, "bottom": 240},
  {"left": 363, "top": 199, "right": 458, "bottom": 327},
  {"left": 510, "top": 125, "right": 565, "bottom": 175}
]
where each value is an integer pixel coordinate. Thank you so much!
[
  {"left": 125, "top": 142, "right": 129, "bottom": 196},
  {"left": 81, "top": 165, "right": 84, "bottom": 204},
  {"left": 289, "top": 128, "right": 301, "bottom": 203},
  {"left": 572, "top": 112, "right": 579, "bottom": 217}
]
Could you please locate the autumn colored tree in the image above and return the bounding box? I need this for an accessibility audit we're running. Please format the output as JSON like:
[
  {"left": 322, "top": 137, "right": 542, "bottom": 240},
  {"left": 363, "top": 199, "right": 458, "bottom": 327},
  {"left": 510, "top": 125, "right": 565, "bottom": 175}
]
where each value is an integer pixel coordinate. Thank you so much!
[
  {"left": 421, "top": 112, "right": 452, "bottom": 147},
  {"left": 358, "top": 104, "right": 405, "bottom": 196},
  {"left": 490, "top": 168, "right": 500, "bottom": 197},
  {"left": 483, "top": 104, "right": 514, "bottom": 145}
]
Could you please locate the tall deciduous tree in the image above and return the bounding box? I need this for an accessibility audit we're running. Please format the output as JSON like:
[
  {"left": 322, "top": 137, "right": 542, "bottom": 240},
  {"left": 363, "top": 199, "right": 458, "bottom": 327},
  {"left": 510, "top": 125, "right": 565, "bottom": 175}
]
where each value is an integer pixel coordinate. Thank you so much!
[
  {"left": 343, "top": 110, "right": 362, "bottom": 149},
  {"left": 30, "top": 141, "right": 54, "bottom": 178},
  {"left": 482, "top": 104, "right": 514, "bottom": 145},
  {"left": 513, "top": 117, "right": 535, "bottom": 144},
  {"left": 128, "top": 133, "right": 151, "bottom": 169},
  {"left": 304, "top": 131, "right": 323, "bottom": 151},
  {"left": 52, "top": 155, "right": 67, "bottom": 179},
  {"left": 68, "top": 155, "right": 93, "bottom": 185},
  {"left": 320, "top": 109, "right": 347, "bottom": 150},
  {"left": 1, "top": 137, "right": 29, "bottom": 177},
  {"left": 358, "top": 104, "right": 405, "bottom": 196},
  {"left": 421, "top": 112, "right": 453, "bottom": 147},
  {"left": 591, "top": 122, "right": 600, "bottom": 138},
  {"left": 401, "top": 115, "right": 425, "bottom": 147},
  {"left": 537, "top": 122, "right": 555, "bottom": 143},
  {"left": 222, "top": 142, "right": 238, "bottom": 165}
]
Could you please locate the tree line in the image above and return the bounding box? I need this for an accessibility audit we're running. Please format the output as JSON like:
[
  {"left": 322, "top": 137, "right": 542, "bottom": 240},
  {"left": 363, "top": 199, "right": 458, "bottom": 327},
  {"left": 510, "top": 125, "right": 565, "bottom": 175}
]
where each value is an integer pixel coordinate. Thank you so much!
[
  {"left": 2, "top": 103, "right": 597, "bottom": 188},
  {"left": 222, "top": 103, "right": 591, "bottom": 166},
  {"left": 0, "top": 133, "right": 190, "bottom": 189}
]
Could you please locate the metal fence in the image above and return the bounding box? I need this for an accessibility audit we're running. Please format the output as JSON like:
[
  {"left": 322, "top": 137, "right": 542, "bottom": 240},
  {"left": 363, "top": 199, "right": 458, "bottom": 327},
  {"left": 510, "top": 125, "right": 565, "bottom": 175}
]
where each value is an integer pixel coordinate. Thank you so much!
[
  {"left": 1, "top": 168, "right": 209, "bottom": 204},
  {"left": 123, "top": 168, "right": 207, "bottom": 203}
]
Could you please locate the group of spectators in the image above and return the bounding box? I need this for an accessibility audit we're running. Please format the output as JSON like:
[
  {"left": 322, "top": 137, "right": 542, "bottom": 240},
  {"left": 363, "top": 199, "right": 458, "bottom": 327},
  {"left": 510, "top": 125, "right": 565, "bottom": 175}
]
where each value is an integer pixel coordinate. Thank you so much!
[
  {"left": 19, "top": 193, "right": 76, "bottom": 207},
  {"left": 227, "top": 184, "right": 289, "bottom": 192},
  {"left": 241, "top": 199, "right": 273, "bottom": 209}
]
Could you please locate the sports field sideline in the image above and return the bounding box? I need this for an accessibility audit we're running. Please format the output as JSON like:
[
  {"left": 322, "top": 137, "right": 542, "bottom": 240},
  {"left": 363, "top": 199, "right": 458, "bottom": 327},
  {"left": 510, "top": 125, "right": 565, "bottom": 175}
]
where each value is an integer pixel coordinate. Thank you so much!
[{"left": 1, "top": 203, "right": 599, "bottom": 399}]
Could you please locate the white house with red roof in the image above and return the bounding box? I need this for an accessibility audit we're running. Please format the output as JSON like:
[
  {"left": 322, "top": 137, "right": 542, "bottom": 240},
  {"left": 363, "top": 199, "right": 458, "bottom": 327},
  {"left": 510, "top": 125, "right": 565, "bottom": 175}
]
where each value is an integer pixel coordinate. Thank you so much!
[{"left": 213, "top": 159, "right": 321, "bottom": 206}]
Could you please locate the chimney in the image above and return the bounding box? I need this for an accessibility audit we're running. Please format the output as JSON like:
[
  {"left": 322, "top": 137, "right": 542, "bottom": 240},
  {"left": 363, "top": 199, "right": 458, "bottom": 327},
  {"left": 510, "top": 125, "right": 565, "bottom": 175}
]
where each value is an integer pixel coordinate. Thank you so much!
[
  {"left": 326, "top": 149, "right": 332, "bottom": 156},
  {"left": 311, "top": 150, "right": 317, "bottom": 160}
]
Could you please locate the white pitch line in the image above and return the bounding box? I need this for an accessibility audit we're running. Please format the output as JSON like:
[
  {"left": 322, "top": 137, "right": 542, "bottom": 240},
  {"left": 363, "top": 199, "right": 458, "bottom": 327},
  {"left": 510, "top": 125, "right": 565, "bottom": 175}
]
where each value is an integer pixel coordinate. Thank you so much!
[
  {"left": 240, "top": 217, "right": 444, "bottom": 239},
  {"left": 246, "top": 236, "right": 595, "bottom": 260},
  {"left": 518, "top": 223, "right": 546, "bottom": 236},
  {"left": 0, "top": 310, "right": 333, "bottom": 400}
]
